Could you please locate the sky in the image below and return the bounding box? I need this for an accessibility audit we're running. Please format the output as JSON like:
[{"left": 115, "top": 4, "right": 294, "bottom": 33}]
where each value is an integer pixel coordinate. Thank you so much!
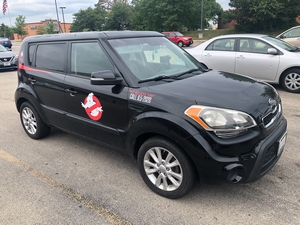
[{"left": 0, "top": 0, "right": 230, "bottom": 27}]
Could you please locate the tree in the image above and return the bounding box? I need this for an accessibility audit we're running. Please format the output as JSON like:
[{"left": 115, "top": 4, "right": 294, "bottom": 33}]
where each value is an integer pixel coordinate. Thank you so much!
[
  {"left": 105, "top": 2, "right": 133, "bottom": 30},
  {"left": 70, "top": 7, "right": 107, "bottom": 32},
  {"left": 229, "top": 0, "right": 300, "bottom": 32},
  {"left": 131, "top": 0, "right": 222, "bottom": 31},
  {"left": 45, "top": 20, "right": 56, "bottom": 34},
  {"left": 0, "top": 23, "right": 13, "bottom": 38},
  {"left": 13, "top": 15, "right": 27, "bottom": 38},
  {"left": 96, "top": 0, "right": 130, "bottom": 11},
  {"left": 36, "top": 25, "right": 46, "bottom": 35}
]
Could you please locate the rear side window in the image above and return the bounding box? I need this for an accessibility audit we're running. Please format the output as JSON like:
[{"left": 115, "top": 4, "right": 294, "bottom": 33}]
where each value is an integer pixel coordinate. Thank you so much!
[
  {"left": 35, "top": 43, "right": 66, "bottom": 72},
  {"left": 206, "top": 38, "right": 236, "bottom": 51}
]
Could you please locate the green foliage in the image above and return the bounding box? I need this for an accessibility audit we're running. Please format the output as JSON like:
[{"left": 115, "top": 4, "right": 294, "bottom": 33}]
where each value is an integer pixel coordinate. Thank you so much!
[
  {"left": 45, "top": 20, "right": 56, "bottom": 34},
  {"left": 36, "top": 25, "right": 46, "bottom": 35},
  {"left": 105, "top": 2, "right": 133, "bottom": 30},
  {"left": 70, "top": 7, "right": 107, "bottom": 32},
  {"left": 0, "top": 23, "right": 13, "bottom": 37},
  {"left": 131, "top": 0, "right": 222, "bottom": 31},
  {"left": 229, "top": 0, "right": 300, "bottom": 32},
  {"left": 13, "top": 15, "right": 27, "bottom": 36}
]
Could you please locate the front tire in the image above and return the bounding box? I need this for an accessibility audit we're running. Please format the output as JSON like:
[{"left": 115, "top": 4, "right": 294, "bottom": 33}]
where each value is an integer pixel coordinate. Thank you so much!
[
  {"left": 138, "top": 136, "right": 196, "bottom": 199},
  {"left": 281, "top": 69, "right": 300, "bottom": 93},
  {"left": 20, "top": 102, "right": 51, "bottom": 139}
]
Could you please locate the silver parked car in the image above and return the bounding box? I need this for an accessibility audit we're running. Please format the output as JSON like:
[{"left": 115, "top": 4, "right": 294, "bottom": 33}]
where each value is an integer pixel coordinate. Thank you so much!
[
  {"left": 0, "top": 45, "right": 18, "bottom": 70},
  {"left": 186, "top": 34, "right": 300, "bottom": 93},
  {"left": 276, "top": 25, "right": 300, "bottom": 47}
]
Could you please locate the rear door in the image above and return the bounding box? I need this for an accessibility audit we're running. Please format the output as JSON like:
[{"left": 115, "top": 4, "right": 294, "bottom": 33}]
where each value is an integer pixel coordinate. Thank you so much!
[
  {"left": 201, "top": 38, "right": 236, "bottom": 73},
  {"left": 24, "top": 42, "right": 69, "bottom": 130},
  {"left": 64, "top": 40, "right": 128, "bottom": 150}
]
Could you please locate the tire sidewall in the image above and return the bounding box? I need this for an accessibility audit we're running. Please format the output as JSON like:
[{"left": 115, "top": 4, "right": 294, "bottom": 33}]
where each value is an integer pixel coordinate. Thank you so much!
[
  {"left": 137, "top": 136, "right": 196, "bottom": 199},
  {"left": 281, "top": 69, "right": 300, "bottom": 93},
  {"left": 20, "top": 102, "right": 50, "bottom": 139}
]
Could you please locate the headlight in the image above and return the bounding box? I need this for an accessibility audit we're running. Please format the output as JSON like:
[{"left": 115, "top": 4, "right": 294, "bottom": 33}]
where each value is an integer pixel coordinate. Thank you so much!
[
  {"left": 183, "top": 38, "right": 188, "bottom": 40},
  {"left": 185, "top": 105, "right": 257, "bottom": 138}
]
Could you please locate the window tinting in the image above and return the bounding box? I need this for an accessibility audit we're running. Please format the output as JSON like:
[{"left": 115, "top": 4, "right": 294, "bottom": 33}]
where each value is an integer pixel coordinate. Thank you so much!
[
  {"left": 35, "top": 43, "right": 65, "bottom": 72},
  {"left": 239, "top": 38, "right": 272, "bottom": 54},
  {"left": 71, "top": 42, "right": 114, "bottom": 77},
  {"left": 28, "top": 45, "right": 35, "bottom": 66},
  {"left": 206, "top": 38, "right": 235, "bottom": 51}
]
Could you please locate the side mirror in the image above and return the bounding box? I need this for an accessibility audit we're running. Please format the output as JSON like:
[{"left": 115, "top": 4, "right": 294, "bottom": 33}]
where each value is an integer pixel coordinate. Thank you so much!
[
  {"left": 91, "top": 70, "right": 123, "bottom": 85},
  {"left": 267, "top": 48, "right": 278, "bottom": 55}
]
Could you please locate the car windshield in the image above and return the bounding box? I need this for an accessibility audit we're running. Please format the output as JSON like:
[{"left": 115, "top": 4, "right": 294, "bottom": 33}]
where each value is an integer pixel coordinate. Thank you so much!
[
  {"left": 108, "top": 37, "right": 203, "bottom": 83},
  {"left": 263, "top": 36, "right": 298, "bottom": 52},
  {"left": 0, "top": 45, "right": 8, "bottom": 52}
]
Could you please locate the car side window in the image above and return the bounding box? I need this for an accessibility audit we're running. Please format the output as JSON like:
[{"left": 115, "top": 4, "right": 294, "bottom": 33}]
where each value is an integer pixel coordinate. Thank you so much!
[
  {"left": 71, "top": 42, "right": 114, "bottom": 77},
  {"left": 28, "top": 45, "right": 36, "bottom": 66},
  {"left": 239, "top": 38, "right": 272, "bottom": 54},
  {"left": 206, "top": 38, "right": 235, "bottom": 51},
  {"left": 35, "top": 43, "right": 66, "bottom": 72},
  {"left": 284, "top": 27, "right": 300, "bottom": 38}
]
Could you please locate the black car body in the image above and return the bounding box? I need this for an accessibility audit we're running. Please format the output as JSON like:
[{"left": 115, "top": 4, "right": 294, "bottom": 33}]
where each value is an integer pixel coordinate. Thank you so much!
[
  {"left": 0, "top": 45, "right": 18, "bottom": 70},
  {"left": 15, "top": 31, "right": 287, "bottom": 199},
  {"left": 0, "top": 37, "right": 12, "bottom": 51}
]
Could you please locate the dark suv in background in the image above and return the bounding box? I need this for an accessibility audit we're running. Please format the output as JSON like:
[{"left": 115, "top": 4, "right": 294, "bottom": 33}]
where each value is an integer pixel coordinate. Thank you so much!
[
  {"left": 15, "top": 31, "right": 287, "bottom": 199},
  {"left": 162, "top": 31, "right": 193, "bottom": 47},
  {"left": 0, "top": 37, "right": 12, "bottom": 51}
]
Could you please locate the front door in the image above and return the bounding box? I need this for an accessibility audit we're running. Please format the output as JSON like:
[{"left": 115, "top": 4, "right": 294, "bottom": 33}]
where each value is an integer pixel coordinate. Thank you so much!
[
  {"left": 235, "top": 38, "right": 280, "bottom": 82},
  {"left": 64, "top": 41, "right": 128, "bottom": 150}
]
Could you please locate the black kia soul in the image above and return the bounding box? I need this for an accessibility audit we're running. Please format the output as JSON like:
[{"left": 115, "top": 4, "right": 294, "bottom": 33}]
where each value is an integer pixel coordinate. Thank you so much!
[{"left": 15, "top": 31, "right": 287, "bottom": 199}]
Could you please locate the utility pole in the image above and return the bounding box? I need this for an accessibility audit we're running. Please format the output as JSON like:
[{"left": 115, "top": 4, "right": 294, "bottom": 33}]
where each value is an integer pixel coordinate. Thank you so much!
[
  {"left": 60, "top": 7, "right": 66, "bottom": 32},
  {"left": 54, "top": 0, "right": 62, "bottom": 33}
]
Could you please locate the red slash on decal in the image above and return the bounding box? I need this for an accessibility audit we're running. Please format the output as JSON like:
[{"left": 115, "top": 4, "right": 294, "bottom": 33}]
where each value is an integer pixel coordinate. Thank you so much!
[{"left": 81, "top": 93, "right": 103, "bottom": 121}]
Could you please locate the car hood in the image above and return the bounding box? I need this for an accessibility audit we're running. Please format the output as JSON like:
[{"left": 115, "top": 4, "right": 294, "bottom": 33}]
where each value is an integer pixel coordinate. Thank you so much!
[
  {"left": 0, "top": 51, "right": 15, "bottom": 57},
  {"left": 147, "top": 70, "right": 278, "bottom": 120}
]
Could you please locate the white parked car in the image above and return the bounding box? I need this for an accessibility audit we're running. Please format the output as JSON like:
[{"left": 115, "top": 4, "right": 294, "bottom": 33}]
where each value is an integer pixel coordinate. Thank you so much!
[
  {"left": 186, "top": 34, "right": 300, "bottom": 93},
  {"left": 276, "top": 25, "right": 300, "bottom": 47}
]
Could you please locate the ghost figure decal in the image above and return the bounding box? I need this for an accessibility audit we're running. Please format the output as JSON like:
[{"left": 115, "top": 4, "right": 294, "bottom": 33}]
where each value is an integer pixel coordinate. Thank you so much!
[{"left": 81, "top": 93, "right": 103, "bottom": 121}]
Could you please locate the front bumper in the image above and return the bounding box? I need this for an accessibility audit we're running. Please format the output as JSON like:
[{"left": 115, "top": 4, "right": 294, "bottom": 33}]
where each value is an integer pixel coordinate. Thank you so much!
[{"left": 186, "top": 117, "right": 287, "bottom": 184}]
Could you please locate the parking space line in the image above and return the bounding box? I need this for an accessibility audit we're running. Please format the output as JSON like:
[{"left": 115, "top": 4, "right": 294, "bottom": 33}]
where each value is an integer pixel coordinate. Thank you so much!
[{"left": 0, "top": 149, "right": 132, "bottom": 225}]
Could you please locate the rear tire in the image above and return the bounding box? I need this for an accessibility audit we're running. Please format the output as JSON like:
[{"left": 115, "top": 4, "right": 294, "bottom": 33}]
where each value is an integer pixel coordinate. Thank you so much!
[
  {"left": 281, "top": 69, "right": 300, "bottom": 93},
  {"left": 137, "top": 136, "right": 196, "bottom": 199},
  {"left": 177, "top": 41, "right": 183, "bottom": 47},
  {"left": 20, "top": 102, "right": 51, "bottom": 139}
]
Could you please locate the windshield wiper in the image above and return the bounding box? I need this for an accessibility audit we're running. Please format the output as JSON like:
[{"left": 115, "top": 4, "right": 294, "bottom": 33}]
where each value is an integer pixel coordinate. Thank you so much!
[
  {"left": 138, "top": 75, "right": 175, "bottom": 84},
  {"left": 174, "top": 68, "right": 203, "bottom": 78}
]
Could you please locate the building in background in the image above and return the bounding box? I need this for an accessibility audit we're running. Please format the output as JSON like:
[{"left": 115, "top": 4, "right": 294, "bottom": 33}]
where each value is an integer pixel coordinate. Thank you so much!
[{"left": 14, "top": 19, "right": 72, "bottom": 40}]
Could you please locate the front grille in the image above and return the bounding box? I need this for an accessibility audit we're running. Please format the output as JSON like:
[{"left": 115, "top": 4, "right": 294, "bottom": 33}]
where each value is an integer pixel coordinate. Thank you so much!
[
  {"left": 262, "top": 104, "right": 281, "bottom": 128},
  {"left": 0, "top": 57, "right": 12, "bottom": 62}
]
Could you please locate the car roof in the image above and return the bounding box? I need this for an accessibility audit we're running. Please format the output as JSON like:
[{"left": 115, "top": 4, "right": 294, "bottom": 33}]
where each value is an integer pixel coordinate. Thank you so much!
[
  {"left": 214, "top": 34, "right": 269, "bottom": 39},
  {"left": 22, "top": 31, "right": 164, "bottom": 43}
]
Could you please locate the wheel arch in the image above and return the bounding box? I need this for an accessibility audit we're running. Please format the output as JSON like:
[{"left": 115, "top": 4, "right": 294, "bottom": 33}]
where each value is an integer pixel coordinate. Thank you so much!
[
  {"left": 279, "top": 66, "right": 300, "bottom": 82},
  {"left": 279, "top": 66, "right": 300, "bottom": 92},
  {"left": 126, "top": 112, "right": 207, "bottom": 177},
  {"left": 15, "top": 86, "right": 50, "bottom": 124}
]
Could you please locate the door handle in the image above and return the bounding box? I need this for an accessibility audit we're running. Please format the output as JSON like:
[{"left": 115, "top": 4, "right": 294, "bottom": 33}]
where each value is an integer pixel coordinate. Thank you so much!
[
  {"left": 66, "top": 88, "right": 77, "bottom": 96},
  {"left": 28, "top": 77, "right": 36, "bottom": 84}
]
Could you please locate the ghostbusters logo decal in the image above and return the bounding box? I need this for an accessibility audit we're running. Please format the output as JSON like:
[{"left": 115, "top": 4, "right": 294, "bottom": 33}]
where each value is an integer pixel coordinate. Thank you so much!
[{"left": 81, "top": 93, "right": 103, "bottom": 121}]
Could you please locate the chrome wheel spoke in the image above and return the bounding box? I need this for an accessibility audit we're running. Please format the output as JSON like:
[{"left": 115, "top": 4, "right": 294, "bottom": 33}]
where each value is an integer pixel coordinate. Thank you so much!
[{"left": 144, "top": 146, "right": 183, "bottom": 192}]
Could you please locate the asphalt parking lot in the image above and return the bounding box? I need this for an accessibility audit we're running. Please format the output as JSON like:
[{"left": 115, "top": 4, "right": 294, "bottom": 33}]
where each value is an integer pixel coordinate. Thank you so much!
[{"left": 0, "top": 43, "right": 299, "bottom": 225}]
